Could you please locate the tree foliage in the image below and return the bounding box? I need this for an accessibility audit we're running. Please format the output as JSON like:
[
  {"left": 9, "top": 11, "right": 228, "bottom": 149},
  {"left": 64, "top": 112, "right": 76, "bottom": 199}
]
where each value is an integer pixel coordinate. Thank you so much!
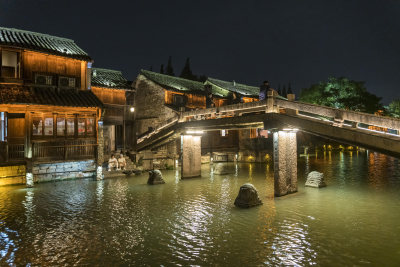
[
  {"left": 386, "top": 99, "right": 400, "bottom": 118},
  {"left": 198, "top": 74, "right": 208, "bottom": 82},
  {"left": 287, "top": 83, "right": 293, "bottom": 94},
  {"left": 300, "top": 77, "right": 382, "bottom": 114},
  {"left": 282, "top": 85, "right": 287, "bottom": 98},
  {"left": 160, "top": 64, "right": 164, "bottom": 74},
  {"left": 180, "top": 57, "right": 196, "bottom": 80},
  {"left": 166, "top": 56, "right": 175, "bottom": 76}
]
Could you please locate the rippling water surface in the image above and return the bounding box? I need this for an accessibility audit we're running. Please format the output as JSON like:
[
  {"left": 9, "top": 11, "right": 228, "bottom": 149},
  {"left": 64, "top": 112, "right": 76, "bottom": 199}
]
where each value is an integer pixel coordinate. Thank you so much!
[{"left": 1, "top": 151, "right": 400, "bottom": 266}]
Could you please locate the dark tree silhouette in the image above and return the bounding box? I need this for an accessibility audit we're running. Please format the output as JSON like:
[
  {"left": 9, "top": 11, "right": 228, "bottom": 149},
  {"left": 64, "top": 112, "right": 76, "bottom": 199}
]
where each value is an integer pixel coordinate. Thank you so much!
[
  {"left": 282, "top": 85, "right": 287, "bottom": 98},
  {"left": 180, "top": 57, "right": 196, "bottom": 80},
  {"left": 149, "top": 65, "right": 153, "bottom": 71},
  {"left": 287, "top": 83, "right": 293, "bottom": 94},
  {"left": 160, "top": 64, "right": 164, "bottom": 74},
  {"left": 277, "top": 84, "right": 282, "bottom": 95},
  {"left": 198, "top": 74, "right": 208, "bottom": 82},
  {"left": 166, "top": 56, "right": 175, "bottom": 76}
]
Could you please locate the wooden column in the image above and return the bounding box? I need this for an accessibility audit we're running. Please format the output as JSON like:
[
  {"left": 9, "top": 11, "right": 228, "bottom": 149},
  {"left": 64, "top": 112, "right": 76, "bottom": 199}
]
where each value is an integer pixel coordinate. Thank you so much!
[
  {"left": 123, "top": 106, "right": 126, "bottom": 151},
  {"left": 24, "top": 111, "right": 34, "bottom": 187},
  {"left": 96, "top": 120, "right": 104, "bottom": 180}
]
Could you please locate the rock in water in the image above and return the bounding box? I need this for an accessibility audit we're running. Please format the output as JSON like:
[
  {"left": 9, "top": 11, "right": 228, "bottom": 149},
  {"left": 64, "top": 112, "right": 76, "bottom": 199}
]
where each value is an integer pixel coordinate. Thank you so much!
[
  {"left": 234, "top": 183, "right": 262, "bottom": 208},
  {"left": 213, "top": 163, "right": 235, "bottom": 175},
  {"left": 147, "top": 170, "right": 165, "bottom": 185},
  {"left": 305, "top": 171, "right": 326, "bottom": 188}
]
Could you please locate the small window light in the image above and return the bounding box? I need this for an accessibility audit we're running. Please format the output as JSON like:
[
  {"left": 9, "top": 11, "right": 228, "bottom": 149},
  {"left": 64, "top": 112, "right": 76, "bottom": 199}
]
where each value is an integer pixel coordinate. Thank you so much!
[{"left": 130, "top": 107, "right": 135, "bottom": 112}]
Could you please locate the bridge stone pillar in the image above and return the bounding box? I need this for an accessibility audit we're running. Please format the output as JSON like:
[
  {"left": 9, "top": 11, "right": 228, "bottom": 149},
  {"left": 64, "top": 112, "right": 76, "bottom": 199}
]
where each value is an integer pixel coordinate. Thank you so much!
[
  {"left": 181, "top": 134, "right": 202, "bottom": 178},
  {"left": 273, "top": 130, "right": 297, "bottom": 197}
]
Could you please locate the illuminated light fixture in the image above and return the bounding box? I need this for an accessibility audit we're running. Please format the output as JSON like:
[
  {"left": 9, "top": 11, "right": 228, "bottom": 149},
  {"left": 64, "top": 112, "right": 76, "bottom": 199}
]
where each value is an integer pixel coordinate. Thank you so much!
[
  {"left": 130, "top": 107, "right": 135, "bottom": 112},
  {"left": 186, "top": 130, "right": 204, "bottom": 134}
]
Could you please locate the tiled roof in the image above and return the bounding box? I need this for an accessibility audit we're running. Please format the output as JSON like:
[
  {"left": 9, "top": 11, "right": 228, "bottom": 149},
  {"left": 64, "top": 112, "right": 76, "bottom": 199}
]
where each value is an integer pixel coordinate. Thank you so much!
[
  {"left": 0, "top": 27, "right": 91, "bottom": 61},
  {"left": 0, "top": 86, "right": 102, "bottom": 108},
  {"left": 140, "top": 70, "right": 204, "bottom": 93},
  {"left": 206, "top": 78, "right": 259, "bottom": 97},
  {"left": 91, "top": 68, "right": 132, "bottom": 89}
]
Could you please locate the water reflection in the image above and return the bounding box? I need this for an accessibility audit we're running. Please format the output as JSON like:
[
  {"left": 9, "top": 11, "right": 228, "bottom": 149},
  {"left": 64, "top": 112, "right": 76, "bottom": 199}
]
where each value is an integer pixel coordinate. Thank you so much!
[
  {"left": 96, "top": 180, "right": 104, "bottom": 203},
  {"left": 248, "top": 163, "right": 254, "bottom": 182},
  {"left": 0, "top": 226, "right": 19, "bottom": 266},
  {"left": 267, "top": 219, "right": 317, "bottom": 266},
  {"left": 367, "top": 152, "right": 394, "bottom": 190},
  {"left": 0, "top": 152, "right": 399, "bottom": 265}
]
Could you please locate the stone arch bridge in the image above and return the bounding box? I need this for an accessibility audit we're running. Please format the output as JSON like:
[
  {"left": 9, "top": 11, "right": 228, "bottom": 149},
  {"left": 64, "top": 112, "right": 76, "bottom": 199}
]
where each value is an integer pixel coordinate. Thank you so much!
[{"left": 137, "top": 94, "right": 400, "bottom": 197}]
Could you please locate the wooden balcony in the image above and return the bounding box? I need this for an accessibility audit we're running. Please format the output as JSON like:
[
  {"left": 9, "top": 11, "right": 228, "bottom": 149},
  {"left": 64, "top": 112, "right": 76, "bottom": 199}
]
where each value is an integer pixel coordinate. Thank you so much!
[
  {"left": 32, "top": 140, "right": 97, "bottom": 161},
  {"left": 0, "top": 142, "right": 25, "bottom": 163}
]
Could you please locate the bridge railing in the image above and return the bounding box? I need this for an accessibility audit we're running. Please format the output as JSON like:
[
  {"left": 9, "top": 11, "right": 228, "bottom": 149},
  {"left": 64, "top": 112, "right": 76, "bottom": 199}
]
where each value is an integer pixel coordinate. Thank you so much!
[
  {"left": 137, "top": 95, "right": 400, "bottom": 146},
  {"left": 181, "top": 100, "right": 268, "bottom": 120},
  {"left": 137, "top": 101, "right": 269, "bottom": 145},
  {"left": 137, "top": 116, "right": 179, "bottom": 144},
  {"left": 276, "top": 99, "right": 400, "bottom": 133}
]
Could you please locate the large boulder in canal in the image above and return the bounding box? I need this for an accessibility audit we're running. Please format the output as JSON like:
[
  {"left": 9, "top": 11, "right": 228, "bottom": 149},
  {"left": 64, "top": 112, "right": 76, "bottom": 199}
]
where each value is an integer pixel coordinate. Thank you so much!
[
  {"left": 213, "top": 163, "right": 235, "bottom": 175},
  {"left": 234, "top": 183, "right": 262, "bottom": 208},
  {"left": 305, "top": 171, "right": 326, "bottom": 188},
  {"left": 147, "top": 170, "right": 165, "bottom": 185}
]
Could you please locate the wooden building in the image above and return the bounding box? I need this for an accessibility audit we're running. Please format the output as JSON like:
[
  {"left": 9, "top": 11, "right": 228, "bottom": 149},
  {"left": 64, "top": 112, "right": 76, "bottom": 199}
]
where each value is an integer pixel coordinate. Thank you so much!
[
  {"left": 204, "top": 77, "right": 259, "bottom": 104},
  {"left": 91, "top": 68, "right": 134, "bottom": 155},
  {"left": 133, "top": 70, "right": 265, "bottom": 162},
  {"left": 0, "top": 27, "right": 103, "bottom": 186},
  {"left": 134, "top": 70, "right": 205, "bottom": 137}
]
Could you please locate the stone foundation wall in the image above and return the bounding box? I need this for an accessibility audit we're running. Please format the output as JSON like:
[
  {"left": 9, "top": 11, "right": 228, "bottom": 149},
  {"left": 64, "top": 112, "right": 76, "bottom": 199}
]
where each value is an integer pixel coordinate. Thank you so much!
[
  {"left": 33, "top": 160, "right": 96, "bottom": 183},
  {"left": 0, "top": 165, "right": 26, "bottom": 186}
]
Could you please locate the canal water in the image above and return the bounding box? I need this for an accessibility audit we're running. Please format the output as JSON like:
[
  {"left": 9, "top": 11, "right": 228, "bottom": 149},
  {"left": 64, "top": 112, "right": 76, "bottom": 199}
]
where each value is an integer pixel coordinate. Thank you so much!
[{"left": 1, "top": 151, "right": 400, "bottom": 266}]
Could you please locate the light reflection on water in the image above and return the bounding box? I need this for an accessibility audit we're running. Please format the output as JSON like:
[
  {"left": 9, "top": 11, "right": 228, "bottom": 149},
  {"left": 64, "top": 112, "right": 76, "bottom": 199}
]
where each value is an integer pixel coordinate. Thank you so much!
[{"left": 0, "top": 151, "right": 399, "bottom": 266}]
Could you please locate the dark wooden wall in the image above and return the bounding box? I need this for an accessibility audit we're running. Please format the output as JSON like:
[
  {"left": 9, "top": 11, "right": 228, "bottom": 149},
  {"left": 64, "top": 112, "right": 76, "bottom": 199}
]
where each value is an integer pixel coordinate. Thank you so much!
[{"left": 22, "top": 50, "right": 86, "bottom": 89}]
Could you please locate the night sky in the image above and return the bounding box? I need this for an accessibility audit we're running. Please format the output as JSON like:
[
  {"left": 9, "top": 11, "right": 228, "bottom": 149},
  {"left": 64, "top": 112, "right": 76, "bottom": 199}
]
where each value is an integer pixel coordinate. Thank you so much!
[{"left": 2, "top": 0, "right": 400, "bottom": 103}]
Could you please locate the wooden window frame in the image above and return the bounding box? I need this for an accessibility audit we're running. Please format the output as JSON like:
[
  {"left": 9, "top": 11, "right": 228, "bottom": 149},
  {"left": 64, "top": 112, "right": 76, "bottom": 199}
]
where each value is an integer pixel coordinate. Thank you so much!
[
  {"left": 31, "top": 113, "right": 96, "bottom": 140},
  {"left": 0, "top": 48, "right": 21, "bottom": 79}
]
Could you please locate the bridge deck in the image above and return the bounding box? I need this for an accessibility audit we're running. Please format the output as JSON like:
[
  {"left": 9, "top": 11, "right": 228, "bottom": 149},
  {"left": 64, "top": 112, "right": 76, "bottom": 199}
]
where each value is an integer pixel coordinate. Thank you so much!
[{"left": 137, "top": 98, "right": 400, "bottom": 157}]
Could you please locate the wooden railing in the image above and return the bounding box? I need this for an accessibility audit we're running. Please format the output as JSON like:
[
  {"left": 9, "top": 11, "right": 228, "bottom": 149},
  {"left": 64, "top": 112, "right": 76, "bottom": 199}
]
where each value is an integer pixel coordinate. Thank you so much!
[
  {"left": 0, "top": 142, "right": 25, "bottom": 162},
  {"left": 32, "top": 140, "right": 97, "bottom": 161}
]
